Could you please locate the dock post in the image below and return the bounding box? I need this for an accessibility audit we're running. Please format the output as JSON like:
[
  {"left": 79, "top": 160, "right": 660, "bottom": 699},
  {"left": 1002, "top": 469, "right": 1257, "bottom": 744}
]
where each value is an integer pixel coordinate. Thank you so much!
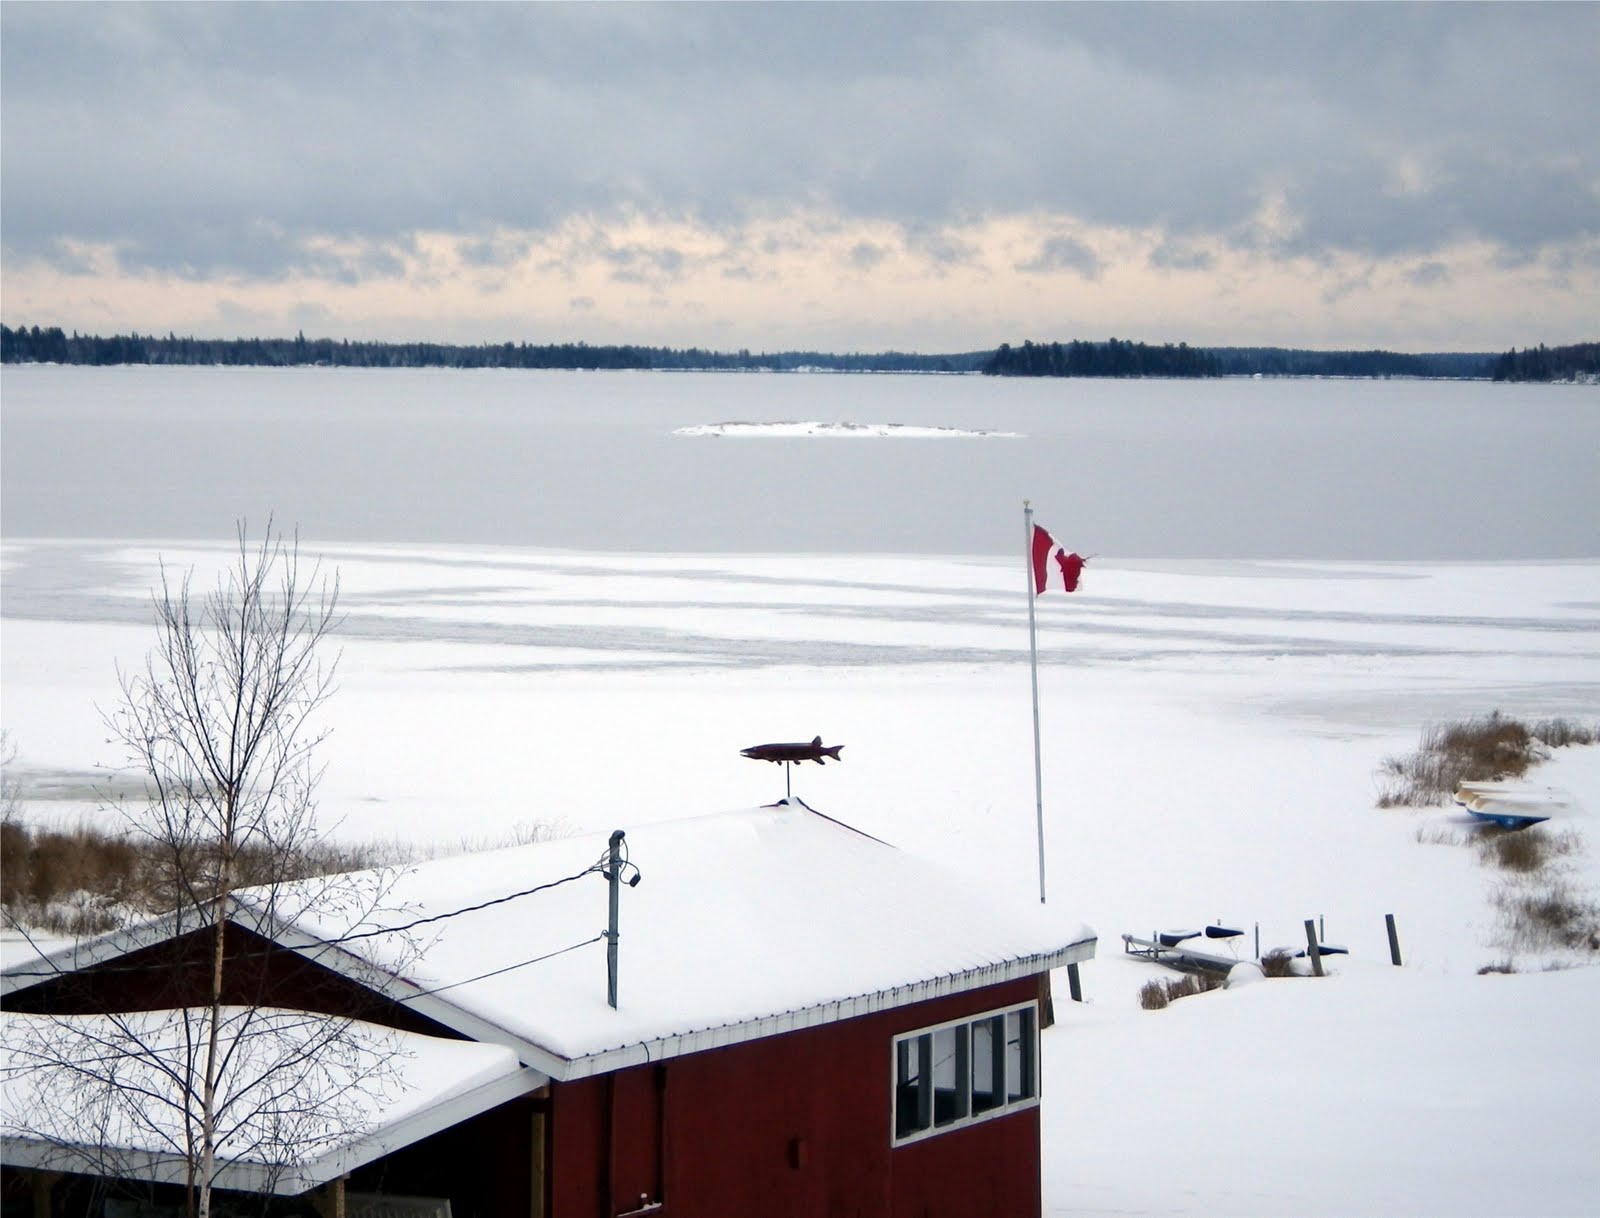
[
  {"left": 1303, "top": 919, "right": 1324, "bottom": 977},
  {"left": 1386, "top": 913, "right": 1403, "bottom": 966}
]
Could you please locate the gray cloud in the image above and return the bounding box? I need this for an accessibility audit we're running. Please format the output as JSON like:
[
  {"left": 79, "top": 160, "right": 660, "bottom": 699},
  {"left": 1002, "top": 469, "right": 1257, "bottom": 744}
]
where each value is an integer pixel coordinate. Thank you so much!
[
  {"left": 1404, "top": 262, "right": 1451, "bottom": 289},
  {"left": 906, "top": 228, "right": 980, "bottom": 269},
  {"left": 459, "top": 235, "right": 533, "bottom": 269},
  {"left": 1017, "top": 236, "right": 1103, "bottom": 279},
  {"left": 1149, "top": 242, "right": 1214, "bottom": 273},
  {"left": 2, "top": 3, "right": 1596, "bottom": 285}
]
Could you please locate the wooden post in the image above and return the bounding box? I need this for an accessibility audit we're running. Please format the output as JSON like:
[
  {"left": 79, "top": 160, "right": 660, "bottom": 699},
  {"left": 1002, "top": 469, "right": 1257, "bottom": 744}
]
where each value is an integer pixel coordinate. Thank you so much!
[
  {"left": 1386, "top": 913, "right": 1403, "bottom": 966},
  {"left": 310, "top": 1177, "right": 346, "bottom": 1218},
  {"left": 1303, "top": 919, "right": 1324, "bottom": 978},
  {"left": 529, "top": 1096, "right": 547, "bottom": 1218},
  {"left": 1066, "top": 961, "right": 1083, "bottom": 1003}
]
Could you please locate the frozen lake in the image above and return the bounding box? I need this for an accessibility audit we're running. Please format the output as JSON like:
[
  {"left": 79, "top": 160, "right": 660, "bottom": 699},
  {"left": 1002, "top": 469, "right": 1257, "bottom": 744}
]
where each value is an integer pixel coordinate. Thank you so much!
[
  {"left": 3, "top": 365, "right": 1600, "bottom": 1215},
  {"left": 3, "top": 364, "right": 1597, "bottom": 559}
]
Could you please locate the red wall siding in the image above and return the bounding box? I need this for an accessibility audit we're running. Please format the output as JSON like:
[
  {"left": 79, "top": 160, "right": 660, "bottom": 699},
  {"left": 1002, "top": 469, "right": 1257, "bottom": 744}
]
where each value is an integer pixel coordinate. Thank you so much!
[{"left": 549, "top": 976, "right": 1043, "bottom": 1218}]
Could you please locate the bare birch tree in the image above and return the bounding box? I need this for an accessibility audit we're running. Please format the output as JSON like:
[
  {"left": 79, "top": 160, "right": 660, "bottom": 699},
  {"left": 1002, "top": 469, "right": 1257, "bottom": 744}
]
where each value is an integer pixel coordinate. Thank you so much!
[
  {"left": 124, "top": 521, "right": 337, "bottom": 1217},
  {"left": 2, "top": 522, "right": 411, "bottom": 1217}
]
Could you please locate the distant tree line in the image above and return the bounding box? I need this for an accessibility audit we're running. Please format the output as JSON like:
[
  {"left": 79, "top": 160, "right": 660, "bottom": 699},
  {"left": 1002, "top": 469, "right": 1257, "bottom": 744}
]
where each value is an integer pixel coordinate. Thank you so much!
[
  {"left": 1205, "top": 347, "right": 1496, "bottom": 379},
  {"left": 0, "top": 324, "right": 988, "bottom": 374},
  {"left": 983, "top": 338, "right": 1221, "bottom": 377},
  {"left": 982, "top": 340, "right": 1501, "bottom": 379},
  {"left": 1487, "top": 342, "right": 1600, "bottom": 383},
  {"left": 6, "top": 322, "right": 1588, "bottom": 381}
]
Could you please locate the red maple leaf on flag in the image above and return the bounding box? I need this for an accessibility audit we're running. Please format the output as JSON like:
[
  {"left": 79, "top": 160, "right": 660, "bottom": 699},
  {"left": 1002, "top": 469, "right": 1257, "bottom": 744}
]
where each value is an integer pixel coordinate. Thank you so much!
[{"left": 1031, "top": 523, "right": 1086, "bottom": 593}]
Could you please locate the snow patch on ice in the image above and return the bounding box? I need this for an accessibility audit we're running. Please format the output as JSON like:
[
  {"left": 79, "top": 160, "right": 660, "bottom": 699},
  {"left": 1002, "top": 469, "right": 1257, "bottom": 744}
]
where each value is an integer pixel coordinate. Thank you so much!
[{"left": 674, "top": 420, "right": 1022, "bottom": 438}]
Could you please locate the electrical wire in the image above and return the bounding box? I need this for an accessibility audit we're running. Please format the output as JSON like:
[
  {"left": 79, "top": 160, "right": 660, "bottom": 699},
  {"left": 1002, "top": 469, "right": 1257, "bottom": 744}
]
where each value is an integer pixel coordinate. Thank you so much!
[
  {"left": 323, "top": 860, "right": 607, "bottom": 944},
  {"left": 394, "top": 932, "right": 607, "bottom": 1003}
]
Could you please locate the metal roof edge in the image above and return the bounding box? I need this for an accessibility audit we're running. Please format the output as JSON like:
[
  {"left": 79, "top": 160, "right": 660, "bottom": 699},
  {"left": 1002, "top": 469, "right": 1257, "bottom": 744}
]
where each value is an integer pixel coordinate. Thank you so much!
[
  {"left": 267, "top": 1065, "right": 548, "bottom": 1193},
  {"left": 0, "top": 1136, "right": 194, "bottom": 1191},
  {"left": 9, "top": 910, "right": 1095, "bottom": 1089},
  {"left": 0, "top": 1066, "right": 548, "bottom": 1196},
  {"left": 273, "top": 927, "right": 1094, "bottom": 1084},
  {"left": 552, "top": 935, "right": 1097, "bottom": 1082}
]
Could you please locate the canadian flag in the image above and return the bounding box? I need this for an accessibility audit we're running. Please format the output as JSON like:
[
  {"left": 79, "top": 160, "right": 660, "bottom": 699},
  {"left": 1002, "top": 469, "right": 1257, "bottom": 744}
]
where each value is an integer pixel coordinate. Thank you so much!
[{"left": 1031, "top": 524, "right": 1085, "bottom": 594}]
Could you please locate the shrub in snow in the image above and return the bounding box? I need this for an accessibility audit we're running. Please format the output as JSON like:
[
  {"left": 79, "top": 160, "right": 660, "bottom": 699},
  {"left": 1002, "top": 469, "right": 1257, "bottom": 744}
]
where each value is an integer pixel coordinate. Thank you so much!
[
  {"left": 1491, "top": 880, "right": 1600, "bottom": 953},
  {"left": 1138, "top": 979, "right": 1171, "bottom": 1010},
  {"left": 1374, "top": 712, "right": 1589, "bottom": 807},
  {"left": 1475, "top": 825, "right": 1580, "bottom": 874},
  {"left": 1259, "top": 949, "right": 1300, "bottom": 978},
  {"left": 1138, "top": 971, "right": 1225, "bottom": 1009}
]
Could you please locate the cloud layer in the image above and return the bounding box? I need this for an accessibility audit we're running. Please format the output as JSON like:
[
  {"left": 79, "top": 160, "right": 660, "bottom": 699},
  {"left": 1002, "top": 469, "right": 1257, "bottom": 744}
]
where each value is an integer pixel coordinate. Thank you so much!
[{"left": 3, "top": 3, "right": 1595, "bottom": 349}]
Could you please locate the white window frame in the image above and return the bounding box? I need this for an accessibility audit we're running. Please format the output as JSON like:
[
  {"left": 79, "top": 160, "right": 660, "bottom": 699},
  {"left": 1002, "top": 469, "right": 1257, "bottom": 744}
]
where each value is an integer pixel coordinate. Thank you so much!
[{"left": 890, "top": 1000, "right": 1040, "bottom": 1147}]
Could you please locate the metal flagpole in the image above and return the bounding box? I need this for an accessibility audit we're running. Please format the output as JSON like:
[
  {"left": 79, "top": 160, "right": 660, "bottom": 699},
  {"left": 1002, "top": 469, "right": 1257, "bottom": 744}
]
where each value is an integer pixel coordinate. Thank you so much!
[{"left": 1025, "top": 501, "right": 1047, "bottom": 904}]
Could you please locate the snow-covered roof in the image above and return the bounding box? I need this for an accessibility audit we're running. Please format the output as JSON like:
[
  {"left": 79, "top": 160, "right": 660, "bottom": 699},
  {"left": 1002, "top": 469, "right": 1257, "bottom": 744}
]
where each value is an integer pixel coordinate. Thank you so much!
[
  {"left": 4, "top": 803, "right": 1094, "bottom": 1080},
  {"left": 0, "top": 1007, "right": 540, "bottom": 1194},
  {"left": 315, "top": 801, "right": 1096, "bottom": 1076}
]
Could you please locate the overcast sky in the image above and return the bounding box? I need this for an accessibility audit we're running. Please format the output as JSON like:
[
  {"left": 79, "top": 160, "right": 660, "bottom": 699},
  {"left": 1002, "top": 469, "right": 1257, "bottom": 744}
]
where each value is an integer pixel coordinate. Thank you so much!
[{"left": 3, "top": 3, "right": 1596, "bottom": 352}]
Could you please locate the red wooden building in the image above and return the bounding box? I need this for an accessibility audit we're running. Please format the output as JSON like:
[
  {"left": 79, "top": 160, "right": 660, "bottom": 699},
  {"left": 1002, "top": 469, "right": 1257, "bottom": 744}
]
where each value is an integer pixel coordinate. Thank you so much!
[{"left": 3, "top": 801, "right": 1095, "bottom": 1217}]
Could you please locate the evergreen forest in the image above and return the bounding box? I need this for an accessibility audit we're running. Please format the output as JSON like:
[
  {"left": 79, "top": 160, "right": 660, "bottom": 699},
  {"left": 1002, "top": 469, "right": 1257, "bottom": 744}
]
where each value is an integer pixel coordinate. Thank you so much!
[{"left": 3, "top": 323, "right": 1593, "bottom": 381}]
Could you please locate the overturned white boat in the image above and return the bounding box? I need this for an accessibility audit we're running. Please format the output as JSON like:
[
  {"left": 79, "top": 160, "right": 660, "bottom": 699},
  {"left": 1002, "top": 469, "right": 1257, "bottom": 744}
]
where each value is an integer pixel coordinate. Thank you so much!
[{"left": 1454, "top": 781, "right": 1576, "bottom": 829}]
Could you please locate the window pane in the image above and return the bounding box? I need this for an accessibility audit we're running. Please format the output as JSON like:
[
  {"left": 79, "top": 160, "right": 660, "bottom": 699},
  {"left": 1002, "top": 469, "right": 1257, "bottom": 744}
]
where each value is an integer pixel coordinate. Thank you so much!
[
  {"left": 932, "top": 1023, "right": 969, "bottom": 1126},
  {"left": 1006, "top": 1006, "right": 1036, "bottom": 1102},
  {"left": 971, "top": 1016, "right": 1003, "bottom": 1114},
  {"left": 895, "top": 1033, "right": 933, "bottom": 1138}
]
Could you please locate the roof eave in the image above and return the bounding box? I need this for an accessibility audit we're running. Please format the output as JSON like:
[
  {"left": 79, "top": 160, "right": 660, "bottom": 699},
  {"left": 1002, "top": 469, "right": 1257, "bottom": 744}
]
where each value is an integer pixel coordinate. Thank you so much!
[
  {"left": 9, "top": 909, "right": 1096, "bottom": 1088},
  {"left": 1, "top": 912, "right": 196, "bottom": 997},
  {"left": 552, "top": 935, "right": 1097, "bottom": 1082},
  {"left": 0, "top": 1065, "right": 548, "bottom": 1195}
]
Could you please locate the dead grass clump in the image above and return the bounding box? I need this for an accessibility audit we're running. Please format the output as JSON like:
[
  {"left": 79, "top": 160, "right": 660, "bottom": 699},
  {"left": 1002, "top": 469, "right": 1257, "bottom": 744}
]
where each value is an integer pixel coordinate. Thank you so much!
[
  {"left": 1259, "top": 948, "right": 1298, "bottom": 978},
  {"left": 1, "top": 821, "right": 142, "bottom": 911},
  {"left": 1475, "top": 825, "right": 1580, "bottom": 873},
  {"left": 1477, "top": 960, "right": 1517, "bottom": 975},
  {"left": 1138, "top": 971, "right": 1224, "bottom": 1010},
  {"left": 1528, "top": 718, "right": 1599, "bottom": 749},
  {"left": 1377, "top": 711, "right": 1547, "bottom": 807},
  {"left": 1137, "top": 979, "right": 1170, "bottom": 1010},
  {"left": 1491, "top": 881, "right": 1600, "bottom": 953},
  {"left": 1, "top": 818, "right": 419, "bottom": 935}
]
